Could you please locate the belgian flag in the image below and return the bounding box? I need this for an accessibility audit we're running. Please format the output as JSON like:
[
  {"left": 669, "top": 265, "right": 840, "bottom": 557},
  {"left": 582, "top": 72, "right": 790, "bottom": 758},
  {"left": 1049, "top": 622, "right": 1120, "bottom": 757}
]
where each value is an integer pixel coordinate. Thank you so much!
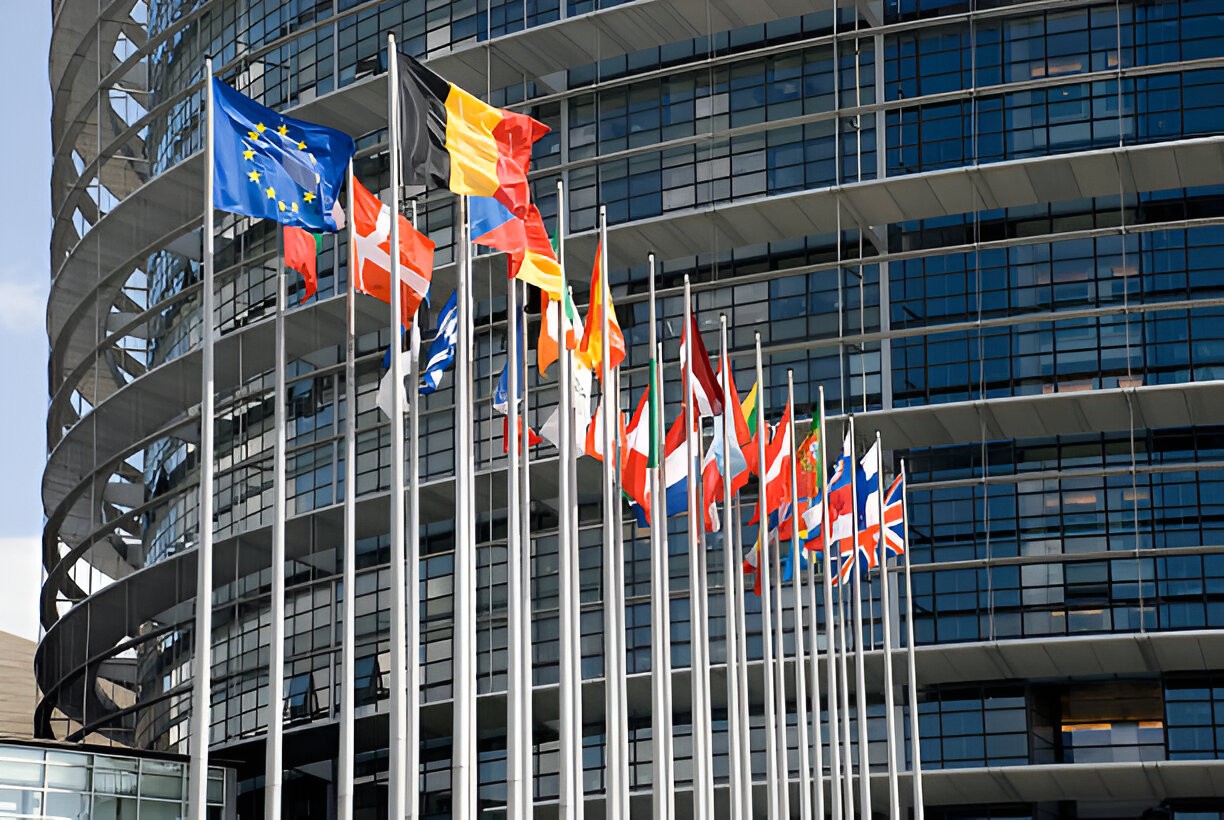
[{"left": 398, "top": 53, "right": 548, "bottom": 215}]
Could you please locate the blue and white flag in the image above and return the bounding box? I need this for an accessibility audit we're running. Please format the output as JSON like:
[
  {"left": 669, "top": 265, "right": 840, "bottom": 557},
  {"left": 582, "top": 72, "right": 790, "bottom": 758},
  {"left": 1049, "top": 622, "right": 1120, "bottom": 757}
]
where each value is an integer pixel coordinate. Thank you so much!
[
  {"left": 493, "top": 305, "right": 528, "bottom": 415},
  {"left": 375, "top": 324, "right": 421, "bottom": 419},
  {"left": 420, "top": 291, "right": 459, "bottom": 394}
]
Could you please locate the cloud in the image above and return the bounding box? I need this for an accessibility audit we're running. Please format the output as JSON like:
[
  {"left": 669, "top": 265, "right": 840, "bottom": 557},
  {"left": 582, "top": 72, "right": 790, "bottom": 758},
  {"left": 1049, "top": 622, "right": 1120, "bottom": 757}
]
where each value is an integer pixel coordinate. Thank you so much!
[
  {"left": 0, "top": 277, "right": 46, "bottom": 336},
  {"left": 0, "top": 538, "right": 41, "bottom": 641}
]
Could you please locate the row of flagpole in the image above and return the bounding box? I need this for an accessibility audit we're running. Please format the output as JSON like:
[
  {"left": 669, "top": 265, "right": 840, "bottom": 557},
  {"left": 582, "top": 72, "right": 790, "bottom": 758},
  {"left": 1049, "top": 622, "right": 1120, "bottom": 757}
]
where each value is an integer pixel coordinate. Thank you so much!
[{"left": 190, "top": 36, "right": 933, "bottom": 820}]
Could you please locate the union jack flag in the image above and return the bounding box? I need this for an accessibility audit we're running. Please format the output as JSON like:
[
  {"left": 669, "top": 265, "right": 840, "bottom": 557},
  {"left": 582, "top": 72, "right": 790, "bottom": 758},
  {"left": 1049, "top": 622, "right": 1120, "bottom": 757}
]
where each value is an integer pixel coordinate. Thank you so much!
[
  {"left": 835, "top": 523, "right": 879, "bottom": 586},
  {"left": 881, "top": 473, "right": 906, "bottom": 560}
]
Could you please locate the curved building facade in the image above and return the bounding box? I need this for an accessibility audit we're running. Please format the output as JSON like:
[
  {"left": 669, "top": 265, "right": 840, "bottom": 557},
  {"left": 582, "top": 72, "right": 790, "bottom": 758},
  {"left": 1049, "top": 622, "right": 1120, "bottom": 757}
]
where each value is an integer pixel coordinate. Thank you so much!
[{"left": 40, "top": 0, "right": 1224, "bottom": 817}]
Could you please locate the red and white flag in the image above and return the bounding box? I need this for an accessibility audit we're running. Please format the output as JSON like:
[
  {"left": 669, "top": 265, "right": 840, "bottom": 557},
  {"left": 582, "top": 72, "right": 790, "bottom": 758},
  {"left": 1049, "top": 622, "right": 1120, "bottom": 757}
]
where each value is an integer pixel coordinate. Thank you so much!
[
  {"left": 350, "top": 176, "right": 435, "bottom": 329},
  {"left": 680, "top": 314, "right": 723, "bottom": 417}
]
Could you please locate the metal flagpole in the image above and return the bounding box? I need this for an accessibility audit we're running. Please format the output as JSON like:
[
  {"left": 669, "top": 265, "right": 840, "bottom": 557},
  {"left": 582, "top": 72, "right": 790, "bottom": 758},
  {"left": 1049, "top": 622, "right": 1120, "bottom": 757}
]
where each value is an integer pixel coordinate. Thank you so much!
[
  {"left": 752, "top": 334, "right": 779, "bottom": 819},
  {"left": 454, "top": 190, "right": 477, "bottom": 818},
  {"left": 647, "top": 257, "right": 673, "bottom": 820},
  {"left": 506, "top": 265, "right": 526, "bottom": 819},
  {"left": 188, "top": 57, "right": 217, "bottom": 820},
  {"left": 519, "top": 280, "right": 535, "bottom": 814},
  {"left": 385, "top": 35, "right": 409, "bottom": 820},
  {"left": 902, "top": 459, "right": 924, "bottom": 820},
  {"left": 837, "top": 555, "right": 854, "bottom": 820},
  {"left": 771, "top": 490, "right": 790, "bottom": 820},
  {"left": 338, "top": 159, "right": 357, "bottom": 820},
  {"left": 849, "top": 417, "right": 872, "bottom": 818},
  {"left": 264, "top": 224, "right": 287, "bottom": 820},
  {"left": 786, "top": 373, "right": 812, "bottom": 820},
  {"left": 406, "top": 201, "right": 422, "bottom": 819},
  {"left": 718, "top": 317, "right": 745, "bottom": 820},
  {"left": 768, "top": 455, "right": 788, "bottom": 820},
  {"left": 555, "top": 179, "right": 581, "bottom": 819},
  {"left": 657, "top": 341, "right": 676, "bottom": 817},
  {"left": 612, "top": 362, "right": 630, "bottom": 817},
  {"left": 600, "top": 207, "right": 627, "bottom": 819},
  {"left": 683, "top": 277, "right": 713, "bottom": 818},
  {"left": 731, "top": 497, "right": 753, "bottom": 819},
  {"left": 818, "top": 386, "right": 842, "bottom": 820},
  {"left": 878, "top": 432, "right": 900, "bottom": 819},
  {"left": 806, "top": 525, "right": 825, "bottom": 819}
]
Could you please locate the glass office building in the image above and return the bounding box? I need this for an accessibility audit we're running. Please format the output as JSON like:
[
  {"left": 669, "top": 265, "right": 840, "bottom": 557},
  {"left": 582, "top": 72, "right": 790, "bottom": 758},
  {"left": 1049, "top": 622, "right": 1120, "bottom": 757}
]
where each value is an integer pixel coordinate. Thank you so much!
[
  {"left": 0, "top": 740, "right": 232, "bottom": 819},
  {"left": 40, "top": 0, "right": 1224, "bottom": 816}
]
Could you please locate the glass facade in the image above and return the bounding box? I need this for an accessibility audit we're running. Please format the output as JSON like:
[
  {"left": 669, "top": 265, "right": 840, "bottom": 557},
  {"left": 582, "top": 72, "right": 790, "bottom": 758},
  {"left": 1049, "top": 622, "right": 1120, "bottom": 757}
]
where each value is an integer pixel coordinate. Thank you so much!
[
  {"left": 0, "top": 742, "right": 230, "bottom": 819},
  {"left": 42, "top": 0, "right": 1224, "bottom": 817}
]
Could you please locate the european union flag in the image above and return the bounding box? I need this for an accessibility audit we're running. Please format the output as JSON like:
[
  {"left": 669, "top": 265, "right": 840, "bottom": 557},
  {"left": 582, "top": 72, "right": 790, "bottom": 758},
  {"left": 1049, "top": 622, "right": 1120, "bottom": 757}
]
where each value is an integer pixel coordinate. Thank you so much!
[{"left": 211, "top": 77, "right": 355, "bottom": 232}]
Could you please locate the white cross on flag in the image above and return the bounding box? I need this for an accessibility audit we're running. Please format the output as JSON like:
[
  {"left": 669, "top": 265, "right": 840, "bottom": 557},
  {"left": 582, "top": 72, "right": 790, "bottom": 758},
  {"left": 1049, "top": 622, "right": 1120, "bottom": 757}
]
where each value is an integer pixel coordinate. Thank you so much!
[{"left": 350, "top": 175, "right": 434, "bottom": 329}]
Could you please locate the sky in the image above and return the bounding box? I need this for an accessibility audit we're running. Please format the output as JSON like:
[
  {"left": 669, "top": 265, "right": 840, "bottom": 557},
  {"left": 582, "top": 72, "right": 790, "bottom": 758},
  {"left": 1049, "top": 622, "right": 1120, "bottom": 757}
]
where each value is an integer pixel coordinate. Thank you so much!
[{"left": 0, "top": 10, "right": 53, "bottom": 641}]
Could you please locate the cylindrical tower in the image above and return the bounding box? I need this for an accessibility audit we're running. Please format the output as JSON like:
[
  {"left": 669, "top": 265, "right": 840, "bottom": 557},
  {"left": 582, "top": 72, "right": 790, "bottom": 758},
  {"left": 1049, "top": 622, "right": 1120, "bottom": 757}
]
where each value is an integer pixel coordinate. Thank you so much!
[{"left": 41, "top": 1, "right": 1224, "bottom": 816}]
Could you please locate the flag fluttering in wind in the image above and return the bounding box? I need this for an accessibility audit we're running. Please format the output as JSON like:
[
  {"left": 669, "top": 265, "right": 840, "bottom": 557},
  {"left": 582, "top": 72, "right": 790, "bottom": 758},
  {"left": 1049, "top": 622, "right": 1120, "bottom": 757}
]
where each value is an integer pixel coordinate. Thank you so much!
[
  {"left": 621, "top": 388, "right": 653, "bottom": 515},
  {"left": 882, "top": 474, "right": 906, "bottom": 559},
  {"left": 420, "top": 291, "right": 459, "bottom": 394},
  {"left": 680, "top": 314, "right": 723, "bottom": 417},
  {"left": 350, "top": 176, "right": 435, "bottom": 329},
  {"left": 493, "top": 306, "right": 528, "bottom": 415},
  {"left": 211, "top": 77, "right": 354, "bottom": 232},
  {"left": 576, "top": 243, "right": 626, "bottom": 376},
  {"left": 469, "top": 196, "right": 563, "bottom": 296},
  {"left": 584, "top": 399, "right": 626, "bottom": 462},
  {"left": 700, "top": 359, "right": 755, "bottom": 522},
  {"left": 538, "top": 287, "right": 580, "bottom": 377},
  {"left": 283, "top": 226, "right": 320, "bottom": 302},
  {"left": 835, "top": 439, "right": 881, "bottom": 585},
  {"left": 397, "top": 53, "right": 548, "bottom": 215},
  {"left": 761, "top": 403, "right": 794, "bottom": 519}
]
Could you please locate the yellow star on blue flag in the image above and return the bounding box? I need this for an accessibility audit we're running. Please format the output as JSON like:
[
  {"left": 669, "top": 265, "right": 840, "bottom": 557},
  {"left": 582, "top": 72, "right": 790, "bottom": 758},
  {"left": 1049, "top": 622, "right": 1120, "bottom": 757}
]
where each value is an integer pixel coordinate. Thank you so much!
[{"left": 211, "top": 77, "right": 355, "bottom": 232}]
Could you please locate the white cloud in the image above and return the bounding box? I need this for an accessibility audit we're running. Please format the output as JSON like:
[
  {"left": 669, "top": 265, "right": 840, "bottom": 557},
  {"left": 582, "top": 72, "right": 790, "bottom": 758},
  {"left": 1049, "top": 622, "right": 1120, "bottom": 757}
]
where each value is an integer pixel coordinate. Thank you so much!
[
  {"left": 0, "top": 538, "right": 41, "bottom": 641},
  {"left": 0, "top": 277, "right": 46, "bottom": 336}
]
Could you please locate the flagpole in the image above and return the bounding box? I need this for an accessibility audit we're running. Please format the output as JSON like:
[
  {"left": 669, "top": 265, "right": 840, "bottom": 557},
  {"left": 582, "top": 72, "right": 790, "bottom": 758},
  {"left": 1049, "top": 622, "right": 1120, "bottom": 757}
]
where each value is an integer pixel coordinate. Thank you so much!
[
  {"left": 406, "top": 200, "right": 422, "bottom": 820},
  {"left": 818, "top": 386, "right": 842, "bottom": 820},
  {"left": 902, "top": 459, "right": 924, "bottom": 820},
  {"left": 647, "top": 255, "right": 673, "bottom": 820},
  {"left": 837, "top": 562, "right": 854, "bottom": 820},
  {"left": 506, "top": 260, "right": 526, "bottom": 819},
  {"left": 519, "top": 280, "right": 535, "bottom": 816},
  {"left": 732, "top": 496, "right": 753, "bottom": 816},
  {"left": 385, "top": 33, "right": 409, "bottom": 820},
  {"left": 657, "top": 340, "right": 676, "bottom": 817},
  {"left": 338, "top": 158, "right": 357, "bottom": 820},
  {"left": 611, "top": 362, "right": 630, "bottom": 819},
  {"left": 752, "top": 333, "right": 780, "bottom": 819},
  {"left": 599, "top": 207, "right": 627, "bottom": 820},
  {"left": 848, "top": 417, "right": 872, "bottom": 818},
  {"left": 771, "top": 494, "right": 790, "bottom": 820},
  {"left": 682, "top": 276, "right": 713, "bottom": 818},
  {"left": 806, "top": 522, "right": 825, "bottom": 819},
  {"left": 555, "top": 179, "right": 581, "bottom": 819},
  {"left": 188, "top": 57, "right": 216, "bottom": 820},
  {"left": 836, "top": 424, "right": 856, "bottom": 820},
  {"left": 878, "top": 431, "right": 900, "bottom": 819},
  {"left": 453, "top": 187, "right": 478, "bottom": 817},
  {"left": 718, "top": 317, "right": 745, "bottom": 820},
  {"left": 786, "top": 373, "right": 812, "bottom": 820},
  {"left": 264, "top": 224, "right": 287, "bottom": 820}
]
